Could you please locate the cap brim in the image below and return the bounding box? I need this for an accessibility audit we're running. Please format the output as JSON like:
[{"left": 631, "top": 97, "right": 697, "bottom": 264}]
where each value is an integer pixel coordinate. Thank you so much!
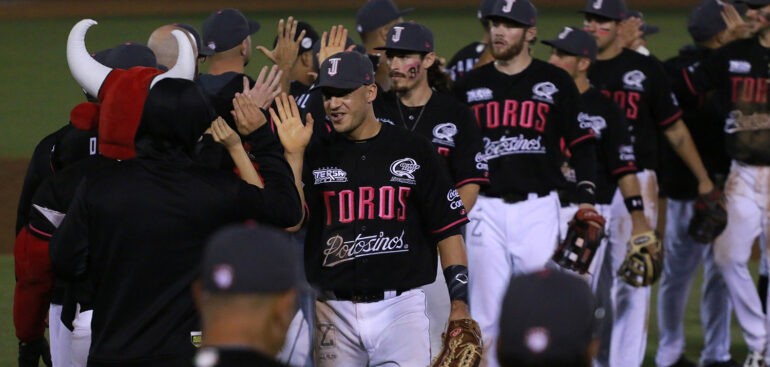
[
  {"left": 309, "top": 79, "right": 365, "bottom": 91},
  {"left": 248, "top": 19, "right": 261, "bottom": 34},
  {"left": 579, "top": 9, "right": 624, "bottom": 21},
  {"left": 373, "top": 45, "right": 429, "bottom": 52},
  {"left": 541, "top": 39, "right": 573, "bottom": 54},
  {"left": 198, "top": 47, "right": 215, "bottom": 57}
]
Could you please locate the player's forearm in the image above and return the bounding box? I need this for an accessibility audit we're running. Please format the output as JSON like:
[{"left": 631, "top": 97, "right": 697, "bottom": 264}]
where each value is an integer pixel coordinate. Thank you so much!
[
  {"left": 617, "top": 174, "right": 651, "bottom": 234},
  {"left": 457, "top": 184, "right": 480, "bottom": 212},
  {"left": 284, "top": 151, "right": 306, "bottom": 232},
  {"left": 437, "top": 234, "right": 471, "bottom": 320},
  {"left": 438, "top": 234, "right": 468, "bottom": 268},
  {"left": 663, "top": 120, "right": 714, "bottom": 194},
  {"left": 228, "top": 145, "right": 264, "bottom": 188}
]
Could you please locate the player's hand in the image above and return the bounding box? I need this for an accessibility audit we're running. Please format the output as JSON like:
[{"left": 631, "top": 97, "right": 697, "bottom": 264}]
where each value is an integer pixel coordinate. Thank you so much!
[
  {"left": 317, "top": 25, "right": 355, "bottom": 64},
  {"left": 270, "top": 93, "right": 314, "bottom": 155},
  {"left": 242, "top": 67, "right": 282, "bottom": 110},
  {"left": 211, "top": 117, "right": 242, "bottom": 150},
  {"left": 18, "top": 337, "right": 52, "bottom": 367},
  {"left": 578, "top": 203, "right": 604, "bottom": 229},
  {"left": 697, "top": 179, "right": 715, "bottom": 196},
  {"left": 618, "top": 16, "right": 644, "bottom": 48},
  {"left": 721, "top": 3, "right": 755, "bottom": 42},
  {"left": 231, "top": 93, "right": 268, "bottom": 135},
  {"left": 256, "top": 17, "right": 306, "bottom": 69},
  {"left": 448, "top": 300, "right": 471, "bottom": 321}
]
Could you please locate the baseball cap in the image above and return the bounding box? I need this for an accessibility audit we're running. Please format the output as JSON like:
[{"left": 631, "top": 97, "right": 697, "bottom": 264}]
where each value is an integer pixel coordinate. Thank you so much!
[
  {"left": 202, "top": 8, "right": 260, "bottom": 54},
  {"left": 201, "top": 224, "right": 299, "bottom": 294},
  {"left": 374, "top": 22, "right": 434, "bottom": 53},
  {"left": 542, "top": 26, "right": 598, "bottom": 61},
  {"left": 356, "top": 0, "right": 415, "bottom": 34},
  {"left": 688, "top": 0, "right": 729, "bottom": 42},
  {"left": 580, "top": 0, "right": 628, "bottom": 21},
  {"left": 485, "top": 0, "right": 538, "bottom": 27},
  {"left": 173, "top": 22, "right": 214, "bottom": 57},
  {"left": 273, "top": 21, "right": 319, "bottom": 55},
  {"left": 498, "top": 269, "right": 600, "bottom": 365},
  {"left": 311, "top": 51, "right": 375, "bottom": 91},
  {"left": 626, "top": 10, "right": 660, "bottom": 36},
  {"left": 478, "top": 0, "right": 498, "bottom": 20},
  {"left": 93, "top": 43, "right": 159, "bottom": 70}
]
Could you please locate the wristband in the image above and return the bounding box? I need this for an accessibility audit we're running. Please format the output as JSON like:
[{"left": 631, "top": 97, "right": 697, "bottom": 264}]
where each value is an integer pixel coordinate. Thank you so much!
[
  {"left": 443, "top": 265, "right": 469, "bottom": 304},
  {"left": 624, "top": 195, "right": 644, "bottom": 212}
]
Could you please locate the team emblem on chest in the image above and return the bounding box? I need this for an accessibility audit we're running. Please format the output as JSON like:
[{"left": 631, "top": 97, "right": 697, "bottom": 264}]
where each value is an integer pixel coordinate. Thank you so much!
[
  {"left": 432, "top": 123, "right": 458, "bottom": 147},
  {"left": 390, "top": 157, "right": 421, "bottom": 185},
  {"left": 532, "top": 82, "right": 559, "bottom": 104},
  {"left": 622, "top": 70, "right": 646, "bottom": 92}
]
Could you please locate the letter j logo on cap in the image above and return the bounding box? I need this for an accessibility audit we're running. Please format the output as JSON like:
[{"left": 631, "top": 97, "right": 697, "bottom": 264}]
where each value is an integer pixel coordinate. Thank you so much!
[
  {"left": 392, "top": 26, "right": 405, "bottom": 42},
  {"left": 328, "top": 58, "right": 341, "bottom": 77},
  {"left": 502, "top": 0, "right": 515, "bottom": 12}
]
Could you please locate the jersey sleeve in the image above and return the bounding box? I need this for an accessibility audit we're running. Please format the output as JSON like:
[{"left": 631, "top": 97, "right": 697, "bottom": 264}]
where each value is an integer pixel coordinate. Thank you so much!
[
  {"left": 563, "top": 79, "right": 595, "bottom": 148},
  {"left": 450, "top": 104, "right": 489, "bottom": 187},
  {"left": 683, "top": 48, "right": 726, "bottom": 96},
  {"left": 649, "top": 60, "right": 683, "bottom": 128},
  {"left": 603, "top": 104, "right": 638, "bottom": 179},
  {"left": 414, "top": 138, "right": 469, "bottom": 242}
]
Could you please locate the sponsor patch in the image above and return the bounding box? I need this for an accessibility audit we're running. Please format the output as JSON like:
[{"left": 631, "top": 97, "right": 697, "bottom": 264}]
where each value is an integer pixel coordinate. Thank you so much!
[
  {"left": 313, "top": 167, "right": 349, "bottom": 185},
  {"left": 729, "top": 60, "right": 751, "bottom": 74},
  {"left": 432, "top": 122, "right": 458, "bottom": 146},
  {"left": 623, "top": 70, "right": 646, "bottom": 91},
  {"left": 390, "top": 158, "right": 421, "bottom": 185},
  {"left": 532, "top": 82, "right": 559, "bottom": 104},
  {"left": 578, "top": 113, "right": 607, "bottom": 138},
  {"left": 466, "top": 87, "right": 493, "bottom": 103}
]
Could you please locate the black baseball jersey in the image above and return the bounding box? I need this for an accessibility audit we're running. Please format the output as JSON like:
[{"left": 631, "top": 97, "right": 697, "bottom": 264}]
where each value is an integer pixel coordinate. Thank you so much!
[
  {"left": 563, "top": 87, "right": 638, "bottom": 205},
  {"left": 588, "top": 48, "right": 683, "bottom": 170},
  {"left": 373, "top": 90, "right": 489, "bottom": 187},
  {"left": 684, "top": 36, "right": 770, "bottom": 165},
  {"left": 658, "top": 46, "right": 731, "bottom": 199},
  {"left": 303, "top": 123, "right": 468, "bottom": 292},
  {"left": 447, "top": 42, "right": 486, "bottom": 81},
  {"left": 452, "top": 60, "right": 596, "bottom": 197}
]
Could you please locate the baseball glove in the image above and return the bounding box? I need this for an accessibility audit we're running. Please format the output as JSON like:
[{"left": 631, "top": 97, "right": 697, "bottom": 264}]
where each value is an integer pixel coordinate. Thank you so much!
[
  {"left": 431, "top": 318, "right": 483, "bottom": 367},
  {"left": 552, "top": 207, "right": 606, "bottom": 274},
  {"left": 618, "top": 231, "right": 663, "bottom": 287},
  {"left": 688, "top": 189, "right": 727, "bottom": 243}
]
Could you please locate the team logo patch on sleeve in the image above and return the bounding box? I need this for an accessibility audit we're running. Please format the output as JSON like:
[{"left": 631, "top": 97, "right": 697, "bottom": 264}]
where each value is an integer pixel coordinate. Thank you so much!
[
  {"left": 619, "top": 144, "right": 636, "bottom": 161},
  {"left": 390, "top": 158, "right": 421, "bottom": 184},
  {"left": 532, "top": 82, "right": 558, "bottom": 104},
  {"left": 466, "top": 88, "right": 493, "bottom": 103},
  {"left": 578, "top": 113, "right": 607, "bottom": 138},
  {"left": 432, "top": 123, "right": 458, "bottom": 146},
  {"left": 447, "top": 189, "right": 464, "bottom": 211},
  {"left": 622, "top": 70, "right": 646, "bottom": 91},
  {"left": 313, "top": 167, "right": 349, "bottom": 184}
]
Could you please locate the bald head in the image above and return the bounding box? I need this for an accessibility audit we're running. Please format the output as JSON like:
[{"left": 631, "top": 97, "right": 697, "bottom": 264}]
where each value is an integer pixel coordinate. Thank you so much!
[{"left": 148, "top": 25, "right": 198, "bottom": 69}]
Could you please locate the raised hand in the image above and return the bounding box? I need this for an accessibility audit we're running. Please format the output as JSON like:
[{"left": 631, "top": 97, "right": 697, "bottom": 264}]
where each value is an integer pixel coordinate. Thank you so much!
[
  {"left": 242, "top": 66, "right": 282, "bottom": 110},
  {"left": 317, "top": 25, "right": 355, "bottom": 64},
  {"left": 231, "top": 93, "right": 268, "bottom": 135},
  {"left": 256, "top": 16, "right": 306, "bottom": 69},
  {"left": 617, "top": 16, "right": 644, "bottom": 48},
  {"left": 269, "top": 93, "right": 313, "bottom": 155},
  {"left": 211, "top": 117, "right": 242, "bottom": 150},
  {"left": 721, "top": 3, "right": 755, "bottom": 43}
]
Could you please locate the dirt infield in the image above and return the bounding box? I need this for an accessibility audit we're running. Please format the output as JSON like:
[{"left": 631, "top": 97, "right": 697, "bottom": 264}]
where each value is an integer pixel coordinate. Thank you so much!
[{"left": 1, "top": 160, "right": 27, "bottom": 254}]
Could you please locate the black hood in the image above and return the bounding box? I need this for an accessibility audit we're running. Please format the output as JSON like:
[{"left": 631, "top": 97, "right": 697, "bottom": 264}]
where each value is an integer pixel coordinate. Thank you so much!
[{"left": 135, "top": 78, "right": 216, "bottom": 159}]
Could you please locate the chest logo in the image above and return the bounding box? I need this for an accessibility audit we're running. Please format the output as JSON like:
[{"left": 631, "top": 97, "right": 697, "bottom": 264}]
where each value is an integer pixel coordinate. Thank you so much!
[
  {"left": 432, "top": 123, "right": 458, "bottom": 147},
  {"left": 532, "top": 82, "right": 559, "bottom": 104},
  {"left": 466, "top": 88, "right": 493, "bottom": 103},
  {"left": 578, "top": 112, "right": 607, "bottom": 138},
  {"left": 729, "top": 60, "right": 751, "bottom": 74},
  {"left": 623, "top": 70, "right": 646, "bottom": 91},
  {"left": 390, "top": 157, "right": 421, "bottom": 184},
  {"left": 313, "top": 167, "right": 348, "bottom": 184}
]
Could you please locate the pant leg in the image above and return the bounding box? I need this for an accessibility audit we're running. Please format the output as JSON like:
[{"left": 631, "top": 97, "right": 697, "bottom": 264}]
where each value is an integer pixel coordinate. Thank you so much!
[
  {"left": 314, "top": 299, "right": 368, "bottom": 367},
  {"left": 466, "top": 196, "right": 511, "bottom": 367},
  {"left": 366, "top": 290, "right": 431, "bottom": 367},
  {"left": 655, "top": 199, "right": 705, "bottom": 367},
  {"left": 419, "top": 260, "right": 450, "bottom": 360},
  {"left": 713, "top": 162, "right": 766, "bottom": 353},
  {"left": 507, "top": 192, "right": 561, "bottom": 275},
  {"left": 70, "top": 307, "right": 91, "bottom": 367},
  {"left": 49, "top": 304, "right": 72, "bottom": 367},
  {"left": 609, "top": 170, "right": 658, "bottom": 367},
  {"left": 701, "top": 244, "right": 733, "bottom": 364}
]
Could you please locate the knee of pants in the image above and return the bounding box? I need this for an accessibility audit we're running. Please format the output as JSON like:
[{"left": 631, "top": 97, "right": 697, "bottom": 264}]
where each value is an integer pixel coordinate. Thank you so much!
[{"left": 712, "top": 243, "right": 747, "bottom": 270}]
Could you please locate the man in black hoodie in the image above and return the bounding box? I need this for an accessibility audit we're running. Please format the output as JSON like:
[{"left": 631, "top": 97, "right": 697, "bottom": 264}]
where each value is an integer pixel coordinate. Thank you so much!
[{"left": 49, "top": 78, "right": 302, "bottom": 367}]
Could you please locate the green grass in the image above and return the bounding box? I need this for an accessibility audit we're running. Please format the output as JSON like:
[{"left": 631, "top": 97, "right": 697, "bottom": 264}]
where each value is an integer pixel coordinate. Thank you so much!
[
  {"left": 0, "top": 253, "right": 758, "bottom": 365},
  {"left": 0, "top": 8, "right": 691, "bottom": 158}
]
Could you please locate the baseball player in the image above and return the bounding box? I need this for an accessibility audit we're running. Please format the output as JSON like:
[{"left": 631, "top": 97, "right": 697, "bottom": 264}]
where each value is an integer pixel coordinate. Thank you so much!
[
  {"left": 355, "top": 0, "right": 413, "bottom": 91},
  {"left": 543, "top": 26, "right": 655, "bottom": 367},
  {"left": 446, "top": 0, "right": 497, "bottom": 81},
  {"left": 269, "top": 51, "right": 476, "bottom": 366},
  {"left": 683, "top": 0, "right": 770, "bottom": 364},
  {"left": 655, "top": 1, "right": 736, "bottom": 366},
  {"left": 582, "top": 0, "right": 716, "bottom": 365},
  {"left": 452, "top": 1, "right": 602, "bottom": 365},
  {"left": 371, "top": 21, "right": 489, "bottom": 355}
]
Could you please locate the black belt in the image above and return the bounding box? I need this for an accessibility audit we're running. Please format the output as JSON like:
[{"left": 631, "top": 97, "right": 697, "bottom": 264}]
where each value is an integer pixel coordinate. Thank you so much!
[
  {"left": 498, "top": 191, "right": 551, "bottom": 204},
  {"left": 324, "top": 289, "right": 408, "bottom": 303}
]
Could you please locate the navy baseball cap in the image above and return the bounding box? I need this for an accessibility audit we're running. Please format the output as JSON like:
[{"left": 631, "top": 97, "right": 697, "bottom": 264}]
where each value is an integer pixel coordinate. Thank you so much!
[
  {"left": 688, "top": 0, "right": 729, "bottom": 42},
  {"left": 202, "top": 8, "right": 260, "bottom": 54},
  {"left": 485, "top": 0, "right": 538, "bottom": 27},
  {"left": 173, "top": 22, "right": 214, "bottom": 57},
  {"left": 580, "top": 0, "right": 628, "bottom": 21},
  {"left": 273, "top": 21, "right": 319, "bottom": 55},
  {"left": 93, "top": 43, "right": 159, "bottom": 70},
  {"left": 311, "top": 51, "right": 375, "bottom": 91},
  {"left": 202, "top": 224, "right": 299, "bottom": 294},
  {"left": 356, "top": 0, "right": 415, "bottom": 34},
  {"left": 375, "top": 22, "right": 434, "bottom": 53},
  {"left": 498, "top": 270, "right": 600, "bottom": 365},
  {"left": 625, "top": 10, "right": 659, "bottom": 36},
  {"left": 542, "top": 26, "right": 598, "bottom": 61},
  {"left": 478, "top": 0, "right": 498, "bottom": 20}
]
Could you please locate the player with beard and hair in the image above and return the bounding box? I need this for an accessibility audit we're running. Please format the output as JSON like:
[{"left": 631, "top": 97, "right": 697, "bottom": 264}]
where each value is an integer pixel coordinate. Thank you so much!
[{"left": 452, "top": 1, "right": 601, "bottom": 366}]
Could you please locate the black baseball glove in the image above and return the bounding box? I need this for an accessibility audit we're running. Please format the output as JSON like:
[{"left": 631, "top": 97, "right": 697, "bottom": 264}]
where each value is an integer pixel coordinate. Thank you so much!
[{"left": 688, "top": 189, "right": 727, "bottom": 243}]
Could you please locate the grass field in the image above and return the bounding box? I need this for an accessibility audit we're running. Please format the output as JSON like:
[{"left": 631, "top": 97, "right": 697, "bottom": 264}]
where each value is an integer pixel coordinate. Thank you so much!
[{"left": 0, "top": 6, "right": 758, "bottom": 367}]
